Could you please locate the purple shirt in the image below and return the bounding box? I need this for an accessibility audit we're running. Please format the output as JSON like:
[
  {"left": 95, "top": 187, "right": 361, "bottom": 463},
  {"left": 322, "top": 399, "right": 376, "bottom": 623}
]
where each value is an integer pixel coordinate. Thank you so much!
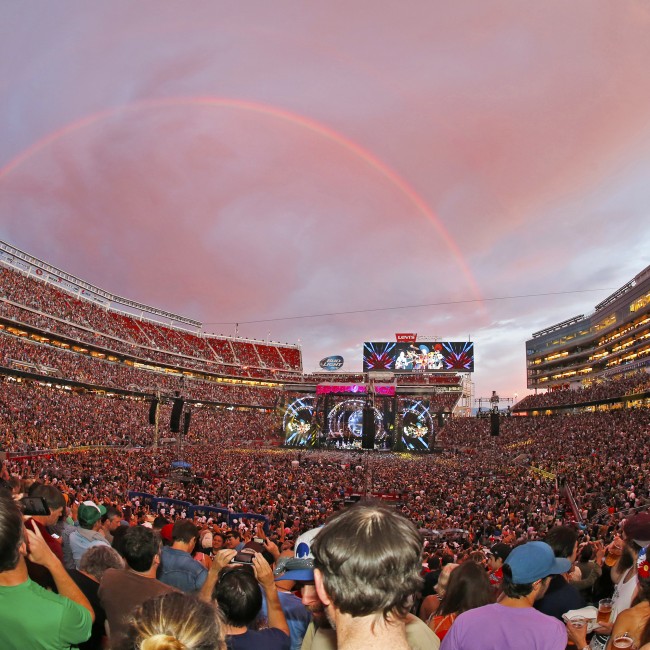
[{"left": 440, "top": 603, "right": 567, "bottom": 650}]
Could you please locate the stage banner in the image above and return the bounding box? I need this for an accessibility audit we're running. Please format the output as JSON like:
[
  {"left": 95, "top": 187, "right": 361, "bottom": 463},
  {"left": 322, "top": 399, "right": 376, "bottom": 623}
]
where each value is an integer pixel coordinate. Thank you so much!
[{"left": 316, "top": 384, "right": 367, "bottom": 395}]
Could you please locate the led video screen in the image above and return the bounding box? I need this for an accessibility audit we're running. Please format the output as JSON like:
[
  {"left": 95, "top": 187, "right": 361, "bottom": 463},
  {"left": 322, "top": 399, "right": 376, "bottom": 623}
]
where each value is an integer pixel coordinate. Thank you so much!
[
  {"left": 363, "top": 341, "right": 474, "bottom": 372},
  {"left": 282, "top": 395, "right": 433, "bottom": 453},
  {"left": 399, "top": 399, "right": 433, "bottom": 452},
  {"left": 283, "top": 396, "right": 317, "bottom": 447}
]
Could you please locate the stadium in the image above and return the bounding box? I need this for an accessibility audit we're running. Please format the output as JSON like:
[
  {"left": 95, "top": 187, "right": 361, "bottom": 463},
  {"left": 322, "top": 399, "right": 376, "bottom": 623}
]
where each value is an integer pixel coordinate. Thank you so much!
[
  {"left": 2, "top": 245, "right": 650, "bottom": 647},
  {"left": 1, "top": 237, "right": 649, "bottom": 507},
  {"left": 2, "top": 4, "right": 650, "bottom": 646}
]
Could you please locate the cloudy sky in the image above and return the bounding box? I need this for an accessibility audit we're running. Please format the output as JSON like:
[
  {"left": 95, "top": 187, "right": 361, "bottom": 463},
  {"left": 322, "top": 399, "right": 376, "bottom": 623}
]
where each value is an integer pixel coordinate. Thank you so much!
[{"left": 1, "top": 2, "right": 649, "bottom": 401}]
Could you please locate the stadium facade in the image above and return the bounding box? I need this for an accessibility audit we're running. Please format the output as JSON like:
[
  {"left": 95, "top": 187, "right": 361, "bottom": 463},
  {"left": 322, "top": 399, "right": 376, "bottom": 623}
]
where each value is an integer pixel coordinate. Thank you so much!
[{"left": 525, "top": 264, "right": 650, "bottom": 391}]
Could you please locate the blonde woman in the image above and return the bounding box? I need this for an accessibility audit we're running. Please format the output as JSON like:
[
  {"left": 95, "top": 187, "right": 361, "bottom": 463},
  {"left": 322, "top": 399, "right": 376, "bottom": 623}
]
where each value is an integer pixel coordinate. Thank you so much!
[{"left": 117, "top": 592, "right": 225, "bottom": 650}]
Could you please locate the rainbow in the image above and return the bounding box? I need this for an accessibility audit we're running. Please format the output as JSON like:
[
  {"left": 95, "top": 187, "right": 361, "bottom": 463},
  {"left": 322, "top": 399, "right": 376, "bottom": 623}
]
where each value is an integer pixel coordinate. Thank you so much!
[{"left": 0, "top": 96, "right": 483, "bottom": 304}]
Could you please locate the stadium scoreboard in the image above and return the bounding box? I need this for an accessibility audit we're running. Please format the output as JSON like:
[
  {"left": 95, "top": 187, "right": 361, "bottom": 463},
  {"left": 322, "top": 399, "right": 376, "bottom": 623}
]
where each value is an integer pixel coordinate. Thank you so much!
[{"left": 363, "top": 341, "right": 474, "bottom": 372}]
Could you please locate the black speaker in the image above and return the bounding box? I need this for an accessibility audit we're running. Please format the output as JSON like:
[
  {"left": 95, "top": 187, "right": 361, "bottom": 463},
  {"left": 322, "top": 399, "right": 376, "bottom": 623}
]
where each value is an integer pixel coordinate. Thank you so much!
[
  {"left": 183, "top": 410, "right": 191, "bottom": 436},
  {"left": 490, "top": 412, "right": 500, "bottom": 436},
  {"left": 361, "top": 406, "right": 376, "bottom": 450},
  {"left": 148, "top": 399, "right": 159, "bottom": 425},
  {"left": 323, "top": 395, "right": 331, "bottom": 435},
  {"left": 437, "top": 412, "right": 444, "bottom": 428},
  {"left": 170, "top": 398, "right": 184, "bottom": 433}
]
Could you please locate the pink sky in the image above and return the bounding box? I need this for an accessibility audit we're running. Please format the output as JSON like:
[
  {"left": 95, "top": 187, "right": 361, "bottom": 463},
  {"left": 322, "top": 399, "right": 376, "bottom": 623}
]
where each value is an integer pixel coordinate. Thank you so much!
[{"left": 1, "top": 2, "right": 649, "bottom": 401}]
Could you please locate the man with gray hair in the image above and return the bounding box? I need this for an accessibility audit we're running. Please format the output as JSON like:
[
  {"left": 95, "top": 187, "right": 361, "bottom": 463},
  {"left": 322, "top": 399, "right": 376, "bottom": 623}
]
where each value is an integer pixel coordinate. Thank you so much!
[{"left": 311, "top": 502, "right": 425, "bottom": 650}]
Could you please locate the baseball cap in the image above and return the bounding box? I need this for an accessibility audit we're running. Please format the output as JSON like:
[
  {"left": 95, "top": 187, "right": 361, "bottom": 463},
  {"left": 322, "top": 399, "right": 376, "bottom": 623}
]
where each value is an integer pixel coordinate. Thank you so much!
[
  {"left": 274, "top": 527, "right": 321, "bottom": 583},
  {"left": 160, "top": 523, "right": 174, "bottom": 542},
  {"left": 489, "top": 543, "right": 512, "bottom": 562},
  {"left": 78, "top": 501, "right": 107, "bottom": 527},
  {"left": 623, "top": 513, "right": 650, "bottom": 546},
  {"left": 505, "top": 541, "right": 571, "bottom": 584}
]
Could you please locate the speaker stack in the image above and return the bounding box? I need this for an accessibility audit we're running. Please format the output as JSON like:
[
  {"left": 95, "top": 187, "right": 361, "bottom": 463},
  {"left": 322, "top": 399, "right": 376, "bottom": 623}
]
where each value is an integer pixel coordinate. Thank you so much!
[{"left": 361, "top": 406, "right": 376, "bottom": 450}]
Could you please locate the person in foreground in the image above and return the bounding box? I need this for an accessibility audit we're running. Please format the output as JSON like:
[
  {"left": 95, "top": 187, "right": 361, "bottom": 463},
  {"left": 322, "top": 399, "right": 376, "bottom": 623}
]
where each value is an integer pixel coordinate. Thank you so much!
[
  {"left": 567, "top": 543, "right": 650, "bottom": 650},
  {"left": 117, "top": 591, "right": 225, "bottom": 650},
  {"left": 273, "top": 524, "right": 438, "bottom": 650},
  {"left": 0, "top": 490, "right": 94, "bottom": 650},
  {"left": 201, "top": 548, "right": 290, "bottom": 649},
  {"left": 440, "top": 541, "right": 569, "bottom": 650},
  {"left": 310, "top": 501, "right": 428, "bottom": 650}
]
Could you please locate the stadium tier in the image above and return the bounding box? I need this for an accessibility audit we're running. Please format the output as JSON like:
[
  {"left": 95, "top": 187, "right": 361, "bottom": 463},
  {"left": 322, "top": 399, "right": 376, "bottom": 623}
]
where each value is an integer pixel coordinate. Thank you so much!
[{"left": 515, "top": 264, "right": 650, "bottom": 412}]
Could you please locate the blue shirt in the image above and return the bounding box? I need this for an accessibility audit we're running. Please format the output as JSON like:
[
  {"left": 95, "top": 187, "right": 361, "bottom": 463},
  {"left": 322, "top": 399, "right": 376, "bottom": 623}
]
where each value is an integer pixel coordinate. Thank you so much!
[
  {"left": 69, "top": 528, "right": 110, "bottom": 568},
  {"left": 158, "top": 546, "right": 208, "bottom": 593},
  {"left": 260, "top": 591, "right": 311, "bottom": 650}
]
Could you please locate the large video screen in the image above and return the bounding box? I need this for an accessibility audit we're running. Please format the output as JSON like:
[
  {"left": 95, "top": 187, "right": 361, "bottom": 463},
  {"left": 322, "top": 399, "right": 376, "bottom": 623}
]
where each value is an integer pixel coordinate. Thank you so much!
[
  {"left": 363, "top": 341, "right": 474, "bottom": 372},
  {"left": 282, "top": 394, "right": 434, "bottom": 453},
  {"left": 399, "top": 399, "right": 433, "bottom": 452}
]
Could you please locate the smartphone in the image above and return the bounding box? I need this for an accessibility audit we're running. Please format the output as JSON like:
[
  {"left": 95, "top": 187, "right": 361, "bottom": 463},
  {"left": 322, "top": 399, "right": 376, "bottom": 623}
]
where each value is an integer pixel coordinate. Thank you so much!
[
  {"left": 254, "top": 537, "right": 264, "bottom": 545},
  {"left": 231, "top": 551, "right": 255, "bottom": 564},
  {"left": 20, "top": 497, "right": 50, "bottom": 517}
]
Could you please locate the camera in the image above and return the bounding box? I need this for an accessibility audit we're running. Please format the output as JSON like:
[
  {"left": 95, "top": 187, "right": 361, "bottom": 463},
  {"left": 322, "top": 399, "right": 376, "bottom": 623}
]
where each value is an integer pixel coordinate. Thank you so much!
[{"left": 230, "top": 550, "right": 255, "bottom": 564}]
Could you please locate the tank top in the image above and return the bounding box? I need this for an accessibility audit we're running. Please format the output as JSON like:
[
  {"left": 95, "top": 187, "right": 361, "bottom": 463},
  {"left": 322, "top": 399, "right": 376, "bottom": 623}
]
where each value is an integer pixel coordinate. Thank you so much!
[{"left": 590, "top": 568, "right": 638, "bottom": 650}]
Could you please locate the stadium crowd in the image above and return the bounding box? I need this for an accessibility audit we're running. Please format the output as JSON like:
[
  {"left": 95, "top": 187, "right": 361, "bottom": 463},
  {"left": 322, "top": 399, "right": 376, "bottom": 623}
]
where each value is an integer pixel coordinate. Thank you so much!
[
  {"left": 514, "top": 371, "right": 650, "bottom": 410},
  {"left": 0, "top": 265, "right": 303, "bottom": 380},
  {"left": 0, "top": 331, "right": 281, "bottom": 406},
  {"left": 3, "top": 264, "right": 650, "bottom": 648},
  {"left": 0, "top": 379, "right": 285, "bottom": 452},
  {"left": 2, "top": 399, "right": 650, "bottom": 648},
  {"left": 2, "top": 406, "right": 647, "bottom": 542}
]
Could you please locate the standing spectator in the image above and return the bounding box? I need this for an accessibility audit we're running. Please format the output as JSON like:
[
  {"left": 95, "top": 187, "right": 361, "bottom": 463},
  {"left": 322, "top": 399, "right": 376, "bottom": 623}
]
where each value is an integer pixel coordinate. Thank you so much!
[
  {"left": 569, "top": 544, "right": 650, "bottom": 650},
  {"left": 591, "top": 513, "right": 650, "bottom": 650},
  {"left": 158, "top": 519, "right": 208, "bottom": 593},
  {"left": 116, "top": 592, "right": 226, "bottom": 650},
  {"left": 225, "top": 530, "right": 244, "bottom": 551},
  {"left": 68, "top": 501, "right": 111, "bottom": 569},
  {"left": 25, "top": 483, "right": 66, "bottom": 590},
  {"left": 486, "top": 542, "right": 511, "bottom": 596},
  {"left": 0, "top": 491, "right": 94, "bottom": 649},
  {"left": 419, "top": 562, "right": 458, "bottom": 624},
  {"left": 311, "top": 503, "right": 425, "bottom": 650},
  {"left": 428, "top": 561, "right": 494, "bottom": 641},
  {"left": 570, "top": 542, "right": 603, "bottom": 603},
  {"left": 70, "top": 545, "right": 124, "bottom": 650},
  {"left": 440, "top": 541, "right": 569, "bottom": 650},
  {"left": 99, "top": 506, "right": 122, "bottom": 545},
  {"left": 535, "top": 526, "right": 585, "bottom": 620},
  {"left": 274, "top": 526, "right": 438, "bottom": 650},
  {"left": 203, "top": 549, "right": 290, "bottom": 650},
  {"left": 99, "top": 526, "right": 174, "bottom": 648}
]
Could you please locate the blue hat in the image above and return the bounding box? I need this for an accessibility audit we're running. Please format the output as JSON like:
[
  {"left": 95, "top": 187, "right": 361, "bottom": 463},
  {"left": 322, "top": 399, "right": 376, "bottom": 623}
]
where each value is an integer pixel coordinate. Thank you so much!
[
  {"left": 505, "top": 541, "right": 571, "bottom": 584},
  {"left": 274, "top": 527, "right": 321, "bottom": 583}
]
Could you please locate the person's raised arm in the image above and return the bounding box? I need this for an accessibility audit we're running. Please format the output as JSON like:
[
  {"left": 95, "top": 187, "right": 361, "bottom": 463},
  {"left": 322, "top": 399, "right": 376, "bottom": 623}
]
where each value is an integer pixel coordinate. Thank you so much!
[
  {"left": 253, "top": 553, "right": 289, "bottom": 637},
  {"left": 25, "top": 524, "right": 95, "bottom": 622},
  {"left": 199, "top": 549, "right": 236, "bottom": 603}
]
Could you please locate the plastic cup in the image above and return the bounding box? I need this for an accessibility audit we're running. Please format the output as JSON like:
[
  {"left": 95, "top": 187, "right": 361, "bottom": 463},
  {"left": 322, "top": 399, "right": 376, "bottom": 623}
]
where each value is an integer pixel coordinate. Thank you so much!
[
  {"left": 605, "top": 544, "right": 623, "bottom": 567},
  {"left": 598, "top": 598, "right": 613, "bottom": 625},
  {"left": 569, "top": 615, "right": 587, "bottom": 629},
  {"left": 612, "top": 636, "right": 636, "bottom": 649}
]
